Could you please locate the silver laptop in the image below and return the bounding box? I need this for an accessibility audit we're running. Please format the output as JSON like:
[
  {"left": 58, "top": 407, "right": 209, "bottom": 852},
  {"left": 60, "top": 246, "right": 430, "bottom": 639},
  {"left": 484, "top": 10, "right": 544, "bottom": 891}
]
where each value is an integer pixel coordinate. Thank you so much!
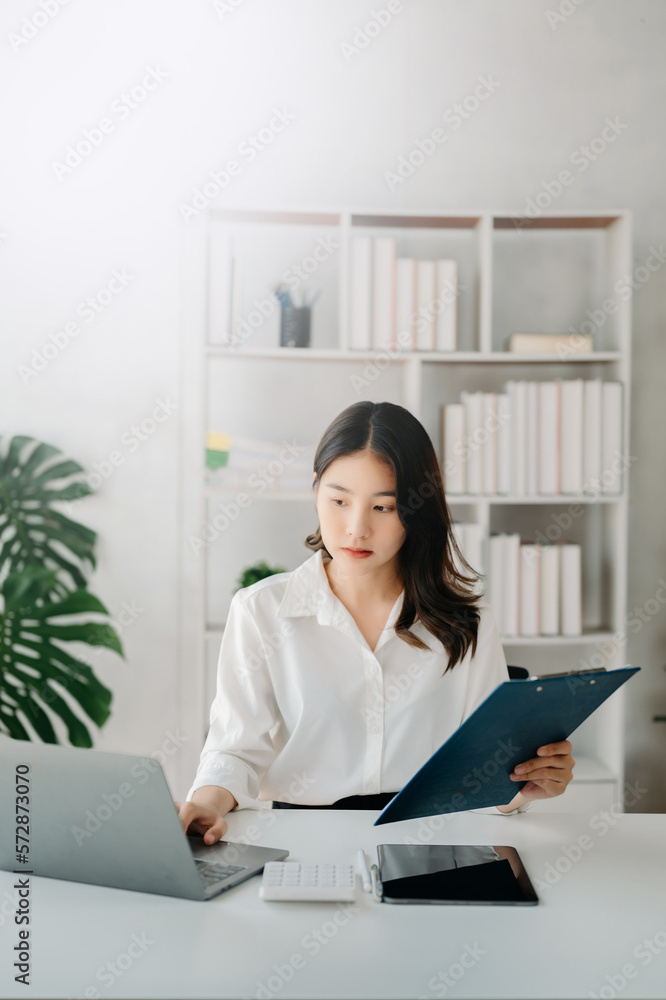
[{"left": 0, "top": 738, "right": 288, "bottom": 900}]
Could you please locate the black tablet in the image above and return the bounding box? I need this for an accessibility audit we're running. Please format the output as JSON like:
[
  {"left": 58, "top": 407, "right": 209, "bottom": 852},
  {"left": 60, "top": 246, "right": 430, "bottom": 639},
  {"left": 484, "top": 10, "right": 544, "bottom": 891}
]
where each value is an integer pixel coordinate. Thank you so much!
[{"left": 376, "top": 844, "right": 538, "bottom": 905}]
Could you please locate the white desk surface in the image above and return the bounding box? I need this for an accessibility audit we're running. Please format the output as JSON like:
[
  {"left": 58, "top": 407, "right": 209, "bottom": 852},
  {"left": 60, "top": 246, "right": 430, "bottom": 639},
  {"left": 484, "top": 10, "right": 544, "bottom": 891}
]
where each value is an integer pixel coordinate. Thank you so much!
[{"left": 1, "top": 809, "right": 665, "bottom": 1000}]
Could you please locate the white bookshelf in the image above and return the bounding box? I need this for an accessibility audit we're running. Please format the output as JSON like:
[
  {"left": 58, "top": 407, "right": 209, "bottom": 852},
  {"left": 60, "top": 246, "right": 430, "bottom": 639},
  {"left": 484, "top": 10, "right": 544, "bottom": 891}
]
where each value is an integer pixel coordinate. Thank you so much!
[{"left": 179, "top": 207, "right": 632, "bottom": 811}]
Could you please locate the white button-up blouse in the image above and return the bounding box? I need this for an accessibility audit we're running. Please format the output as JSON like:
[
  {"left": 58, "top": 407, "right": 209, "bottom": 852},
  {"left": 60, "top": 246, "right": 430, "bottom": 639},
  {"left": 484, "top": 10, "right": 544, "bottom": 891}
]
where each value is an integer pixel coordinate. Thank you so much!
[{"left": 186, "top": 548, "right": 516, "bottom": 813}]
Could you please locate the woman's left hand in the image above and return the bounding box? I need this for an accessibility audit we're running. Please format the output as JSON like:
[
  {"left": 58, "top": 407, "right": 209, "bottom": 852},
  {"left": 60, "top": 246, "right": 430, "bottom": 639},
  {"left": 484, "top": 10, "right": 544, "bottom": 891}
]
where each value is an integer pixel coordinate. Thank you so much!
[{"left": 509, "top": 740, "right": 575, "bottom": 800}]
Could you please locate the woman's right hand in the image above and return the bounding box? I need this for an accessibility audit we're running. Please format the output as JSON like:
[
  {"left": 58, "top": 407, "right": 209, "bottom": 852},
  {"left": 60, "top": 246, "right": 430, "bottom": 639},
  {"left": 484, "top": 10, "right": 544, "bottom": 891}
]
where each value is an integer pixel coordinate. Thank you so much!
[{"left": 175, "top": 800, "right": 228, "bottom": 845}]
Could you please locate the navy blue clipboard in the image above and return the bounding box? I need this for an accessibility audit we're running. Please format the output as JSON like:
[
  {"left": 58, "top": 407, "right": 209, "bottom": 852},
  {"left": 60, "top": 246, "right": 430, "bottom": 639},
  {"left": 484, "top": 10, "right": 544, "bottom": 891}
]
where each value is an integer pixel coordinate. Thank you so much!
[{"left": 374, "top": 666, "right": 640, "bottom": 825}]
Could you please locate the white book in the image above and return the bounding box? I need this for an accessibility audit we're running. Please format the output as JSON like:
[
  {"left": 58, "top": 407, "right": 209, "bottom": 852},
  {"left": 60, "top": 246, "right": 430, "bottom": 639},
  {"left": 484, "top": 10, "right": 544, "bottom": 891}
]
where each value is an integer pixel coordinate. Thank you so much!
[
  {"left": 488, "top": 534, "right": 505, "bottom": 631},
  {"left": 538, "top": 381, "right": 560, "bottom": 495},
  {"left": 481, "top": 392, "right": 498, "bottom": 495},
  {"left": 520, "top": 544, "right": 541, "bottom": 637},
  {"left": 503, "top": 533, "right": 521, "bottom": 637},
  {"left": 435, "top": 259, "right": 457, "bottom": 351},
  {"left": 461, "top": 391, "right": 483, "bottom": 494},
  {"left": 583, "top": 378, "right": 603, "bottom": 494},
  {"left": 525, "top": 381, "right": 539, "bottom": 495},
  {"left": 349, "top": 238, "right": 373, "bottom": 350},
  {"left": 560, "top": 380, "right": 584, "bottom": 494},
  {"left": 415, "top": 260, "right": 436, "bottom": 351},
  {"left": 496, "top": 393, "right": 511, "bottom": 495},
  {"left": 560, "top": 544, "right": 582, "bottom": 636},
  {"left": 506, "top": 381, "right": 526, "bottom": 496},
  {"left": 372, "top": 237, "right": 396, "bottom": 350},
  {"left": 601, "top": 382, "right": 624, "bottom": 495},
  {"left": 540, "top": 545, "right": 560, "bottom": 636},
  {"left": 395, "top": 258, "right": 416, "bottom": 351},
  {"left": 441, "top": 403, "right": 466, "bottom": 494}
]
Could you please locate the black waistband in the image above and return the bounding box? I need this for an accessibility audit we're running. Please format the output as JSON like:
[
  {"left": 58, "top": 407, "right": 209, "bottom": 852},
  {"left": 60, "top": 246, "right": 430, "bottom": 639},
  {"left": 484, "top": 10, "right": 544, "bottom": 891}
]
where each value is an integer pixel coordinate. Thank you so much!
[{"left": 272, "top": 792, "right": 397, "bottom": 810}]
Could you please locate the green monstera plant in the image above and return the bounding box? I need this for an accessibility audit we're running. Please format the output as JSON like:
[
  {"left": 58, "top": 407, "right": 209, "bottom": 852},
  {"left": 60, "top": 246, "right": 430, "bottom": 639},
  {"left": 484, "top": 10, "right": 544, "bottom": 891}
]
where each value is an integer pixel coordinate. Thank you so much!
[{"left": 0, "top": 435, "right": 123, "bottom": 745}]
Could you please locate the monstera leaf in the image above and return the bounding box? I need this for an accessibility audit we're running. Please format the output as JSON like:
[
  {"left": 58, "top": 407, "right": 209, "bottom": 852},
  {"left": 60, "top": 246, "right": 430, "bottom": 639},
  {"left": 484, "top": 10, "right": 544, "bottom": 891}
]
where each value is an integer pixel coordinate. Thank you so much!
[
  {"left": 0, "top": 566, "right": 123, "bottom": 746},
  {"left": 0, "top": 435, "right": 95, "bottom": 598}
]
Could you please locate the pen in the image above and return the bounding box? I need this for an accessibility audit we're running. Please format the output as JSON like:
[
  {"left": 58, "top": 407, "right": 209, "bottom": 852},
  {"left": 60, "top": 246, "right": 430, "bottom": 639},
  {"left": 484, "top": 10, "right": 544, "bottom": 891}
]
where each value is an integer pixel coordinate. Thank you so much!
[
  {"left": 357, "top": 849, "right": 371, "bottom": 893},
  {"left": 370, "top": 863, "right": 383, "bottom": 903}
]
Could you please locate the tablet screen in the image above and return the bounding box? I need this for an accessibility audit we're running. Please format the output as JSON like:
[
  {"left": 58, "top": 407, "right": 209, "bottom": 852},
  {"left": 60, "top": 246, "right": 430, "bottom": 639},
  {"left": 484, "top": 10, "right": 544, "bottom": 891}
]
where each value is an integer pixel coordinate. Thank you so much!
[{"left": 377, "top": 844, "right": 538, "bottom": 905}]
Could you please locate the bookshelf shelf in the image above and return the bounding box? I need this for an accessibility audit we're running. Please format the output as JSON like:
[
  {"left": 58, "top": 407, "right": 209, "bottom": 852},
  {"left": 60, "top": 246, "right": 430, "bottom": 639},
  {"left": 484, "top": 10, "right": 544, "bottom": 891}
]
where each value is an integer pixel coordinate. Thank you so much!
[
  {"left": 180, "top": 206, "right": 632, "bottom": 815},
  {"left": 206, "top": 346, "right": 622, "bottom": 363}
]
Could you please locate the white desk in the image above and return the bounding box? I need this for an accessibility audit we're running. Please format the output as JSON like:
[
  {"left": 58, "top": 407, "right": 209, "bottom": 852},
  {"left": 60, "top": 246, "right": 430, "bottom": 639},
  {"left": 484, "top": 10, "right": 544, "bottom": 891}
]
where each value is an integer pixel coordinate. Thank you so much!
[{"left": 1, "top": 809, "right": 665, "bottom": 999}]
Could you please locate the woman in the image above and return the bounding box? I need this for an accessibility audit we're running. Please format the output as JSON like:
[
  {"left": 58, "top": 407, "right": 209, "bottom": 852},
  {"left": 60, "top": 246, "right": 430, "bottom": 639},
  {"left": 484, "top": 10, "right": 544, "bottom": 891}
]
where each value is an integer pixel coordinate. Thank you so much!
[{"left": 177, "top": 401, "right": 574, "bottom": 844}]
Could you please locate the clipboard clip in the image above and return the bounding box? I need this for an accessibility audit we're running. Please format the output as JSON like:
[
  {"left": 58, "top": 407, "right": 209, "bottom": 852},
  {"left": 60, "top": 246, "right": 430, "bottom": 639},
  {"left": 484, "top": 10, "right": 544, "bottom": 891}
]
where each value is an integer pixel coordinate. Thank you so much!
[{"left": 527, "top": 667, "right": 607, "bottom": 681}]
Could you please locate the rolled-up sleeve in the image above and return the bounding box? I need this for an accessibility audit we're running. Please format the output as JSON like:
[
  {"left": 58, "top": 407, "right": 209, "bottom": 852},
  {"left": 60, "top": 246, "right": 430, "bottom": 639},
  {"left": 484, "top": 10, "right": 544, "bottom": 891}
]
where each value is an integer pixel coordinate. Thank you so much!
[{"left": 185, "top": 592, "right": 280, "bottom": 811}]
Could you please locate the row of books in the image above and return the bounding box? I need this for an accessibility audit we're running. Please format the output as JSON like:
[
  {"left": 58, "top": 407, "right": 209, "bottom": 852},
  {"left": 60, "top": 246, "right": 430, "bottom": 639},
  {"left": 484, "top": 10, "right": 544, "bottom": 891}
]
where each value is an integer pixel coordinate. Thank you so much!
[
  {"left": 451, "top": 524, "right": 583, "bottom": 638},
  {"left": 205, "top": 433, "right": 315, "bottom": 492},
  {"left": 441, "top": 379, "right": 624, "bottom": 496},
  {"left": 349, "top": 237, "right": 457, "bottom": 352}
]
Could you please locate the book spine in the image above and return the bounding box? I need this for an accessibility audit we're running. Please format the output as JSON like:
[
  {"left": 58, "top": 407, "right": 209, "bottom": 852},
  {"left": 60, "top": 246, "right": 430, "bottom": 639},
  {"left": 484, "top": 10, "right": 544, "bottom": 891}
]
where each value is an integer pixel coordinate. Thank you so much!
[
  {"left": 507, "top": 380, "right": 526, "bottom": 496},
  {"left": 520, "top": 544, "right": 541, "bottom": 637},
  {"left": 540, "top": 545, "right": 560, "bottom": 636},
  {"left": 395, "top": 258, "right": 416, "bottom": 352},
  {"left": 482, "top": 392, "right": 498, "bottom": 495},
  {"left": 415, "top": 260, "right": 436, "bottom": 351},
  {"left": 372, "top": 237, "right": 396, "bottom": 351},
  {"left": 525, "top": 381, "right": 539, "bottom": 495},
  {"left": 496, "top": 392, "right": 511, "bottom": 495},
  {"left": 560, "top": 543, "right": 582, "bottom": 636},
  {"left": 442, "top": 403, "right": 466, "bottom": 494},
  {"left": 601, "top": 381, "right": 624, "bottom": 494},
  {"left": 583, "top": 378, "right": 603, "bottom": 493},
  {"left": 538, "top": 381, "right": 560, "bottom": 495},
  {"left": 435, "top": 259, "right": 457, "bottom": 351},
  {"left": 503, "top": 533, "right": 521, "bottom": 637},
  {"left": 461, "top": 391, "right": 483, "bottom": 494},
  {"left": 349, "top": 237, "right": 373, "bottom": 350},
  {"left": 560, "top": 379, "right": 584, "bottom": 494}
]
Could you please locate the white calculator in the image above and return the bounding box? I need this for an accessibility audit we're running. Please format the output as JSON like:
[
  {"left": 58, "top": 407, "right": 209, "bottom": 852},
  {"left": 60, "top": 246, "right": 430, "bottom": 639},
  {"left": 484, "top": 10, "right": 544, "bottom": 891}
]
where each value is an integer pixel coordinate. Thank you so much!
[{"left": 259, "top": 862, "right": 357, "bottom": 902}]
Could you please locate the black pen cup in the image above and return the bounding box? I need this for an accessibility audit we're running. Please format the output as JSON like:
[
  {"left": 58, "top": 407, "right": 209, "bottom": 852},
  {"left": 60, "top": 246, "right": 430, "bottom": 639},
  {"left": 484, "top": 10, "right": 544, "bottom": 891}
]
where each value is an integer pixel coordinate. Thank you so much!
[{"left": 280, "top": 306, "right": 311, "bottom": 348}]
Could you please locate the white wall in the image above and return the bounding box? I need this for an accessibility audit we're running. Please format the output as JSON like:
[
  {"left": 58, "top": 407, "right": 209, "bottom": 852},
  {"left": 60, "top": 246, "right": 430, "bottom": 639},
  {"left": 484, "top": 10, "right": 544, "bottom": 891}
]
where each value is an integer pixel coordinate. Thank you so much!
[{"left": 2, "top": 0, "right": 664, "bottom": 806}]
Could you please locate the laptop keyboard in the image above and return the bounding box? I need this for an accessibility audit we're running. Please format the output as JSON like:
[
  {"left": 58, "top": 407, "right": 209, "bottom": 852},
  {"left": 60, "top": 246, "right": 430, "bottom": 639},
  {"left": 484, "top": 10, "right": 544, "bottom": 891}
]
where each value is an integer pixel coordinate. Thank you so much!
[{"left": 194, "top": 859, "right": 246, "bottom": 887}]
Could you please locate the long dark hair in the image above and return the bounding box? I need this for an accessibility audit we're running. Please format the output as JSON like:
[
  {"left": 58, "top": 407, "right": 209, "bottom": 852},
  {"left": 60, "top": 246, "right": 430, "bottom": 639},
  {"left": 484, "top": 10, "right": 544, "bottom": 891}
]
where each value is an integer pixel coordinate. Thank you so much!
[{"left": 305, "top": 401, "right": 481, "bottom": 670}]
